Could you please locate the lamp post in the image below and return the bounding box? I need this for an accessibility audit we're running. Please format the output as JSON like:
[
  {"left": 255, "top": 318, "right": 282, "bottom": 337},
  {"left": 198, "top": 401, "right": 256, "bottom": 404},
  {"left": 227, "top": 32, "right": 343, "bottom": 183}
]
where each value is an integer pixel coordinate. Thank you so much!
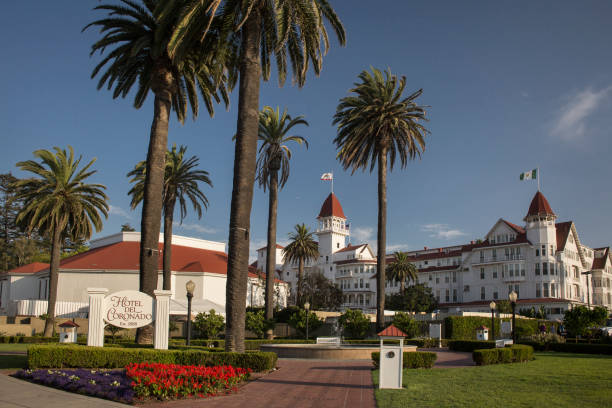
[
  {"left": 489, "top": 301, "right": 496, "bottom": 341},
  {"left": 581, "top": 271, "right": 592, "bottom": 308},
  {"left": 186, "top": 280, "right": 195, "bottom": 346},
  {"left": 508, "top": 291, "right": 518, "bottom": 343},
  {"left": 304, "top": 302, "right": 310, "bottom": 341}
]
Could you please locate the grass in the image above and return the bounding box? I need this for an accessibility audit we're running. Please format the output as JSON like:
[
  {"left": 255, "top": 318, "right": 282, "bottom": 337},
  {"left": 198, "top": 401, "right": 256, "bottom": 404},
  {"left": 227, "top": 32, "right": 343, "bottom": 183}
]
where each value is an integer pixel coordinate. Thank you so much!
[
  {"left": 0, "top": 354, "right": 27, "bottom": 369},
  {"left": 0, "top": 344, "right": 30, "bottom": 353},
  {"left": 373, "top": 352, "right": 612, "bottom": 408}
]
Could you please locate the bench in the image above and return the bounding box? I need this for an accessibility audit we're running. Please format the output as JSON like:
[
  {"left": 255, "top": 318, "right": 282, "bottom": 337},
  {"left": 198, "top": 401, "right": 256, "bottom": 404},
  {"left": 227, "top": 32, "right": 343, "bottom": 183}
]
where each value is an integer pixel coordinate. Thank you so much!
[{"left": 316, "top": 337, "right": 341, "bottom": 346}]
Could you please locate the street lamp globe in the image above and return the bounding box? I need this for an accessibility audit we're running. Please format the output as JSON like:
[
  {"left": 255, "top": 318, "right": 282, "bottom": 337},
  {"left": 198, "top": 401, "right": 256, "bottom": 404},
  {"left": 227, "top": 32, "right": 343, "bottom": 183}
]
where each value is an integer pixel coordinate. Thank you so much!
[
  {"left": 508, "top": 291, "right": 518, "bottom": 303},
  {"left": 489, "top": 301, "right": 496, "bottom": 311},
  {"left": 186, "top": 280, "right": 196, "bottom": 296}
]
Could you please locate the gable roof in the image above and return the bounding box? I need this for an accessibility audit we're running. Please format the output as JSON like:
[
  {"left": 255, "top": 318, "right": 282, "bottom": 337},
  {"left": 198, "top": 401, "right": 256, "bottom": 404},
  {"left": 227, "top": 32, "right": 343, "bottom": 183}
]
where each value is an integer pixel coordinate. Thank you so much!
[
  {"left": 335, "top": 244, "right": 366, "bottom": 253},
  {"left": 502, "top": 220, "right": 525, "bottom": 234},
  {"left": 6, "top": 262, "right": 49, "bottom": 274},
  {"left": 378, "top": 324, "right": 407, "bottom": 338},
  {"left": 555, "top": 221, "right": 573, "bottom": 251},
  {"left": 257, "top": 244, "right": 284, "bottom": 251},
  {"left": 592, "top": 247, "right": 610, "bottom": 269},
  {"left": 525, "top": 191, "right": 555, "bottom": 219},
  {"left": 318, "top": 193, "right": 346, "bottom": 219}
]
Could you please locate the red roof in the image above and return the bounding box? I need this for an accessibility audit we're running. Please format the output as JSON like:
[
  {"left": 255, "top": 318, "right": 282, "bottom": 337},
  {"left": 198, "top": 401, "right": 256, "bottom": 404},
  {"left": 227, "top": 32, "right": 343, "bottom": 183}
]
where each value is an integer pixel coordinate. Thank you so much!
[
  {"left": 335, "top": 244, "right": 366, "bottom": 253},
  {"left": 592, "top": 247, "right": 610, "bottom": 269},
  {"left": 257, "top": 244, "right": 285, "bottom": 251},
  {"left": 502, "top": 220, "right": 525, "bottom": 234},
  {"left": 555, "top": 222, "right": 572, "bottom": 251},
  {"left": 525, "top": 191, "right": 555, "bottom": 219},
  {"left": 59, "top": 241, "right": 227, "bottom": 274},
  {"left": 377, "top": 324, "right": 407, "bottom": 338},
  {"left": 58, "top": 321, "right": 80, "bottom": 328},
  {"left": 439, "top": 297, "right": 573, "bottom": 307},
  {"left": 318, "top": 193, "right": 346, "bottom": 219},
  {"left": 6, "top": 262, "right": 49, "bottom": 274}
]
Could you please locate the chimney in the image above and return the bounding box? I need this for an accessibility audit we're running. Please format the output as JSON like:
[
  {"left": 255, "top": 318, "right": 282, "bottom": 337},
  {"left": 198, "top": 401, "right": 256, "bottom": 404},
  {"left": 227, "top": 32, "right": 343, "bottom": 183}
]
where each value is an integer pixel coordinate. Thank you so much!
[
  {"left": 470, "top": 241, "right": 474, "bottom": 245},
  {"left": 438, "top": 248, "right": 443, "bottom": 253}
]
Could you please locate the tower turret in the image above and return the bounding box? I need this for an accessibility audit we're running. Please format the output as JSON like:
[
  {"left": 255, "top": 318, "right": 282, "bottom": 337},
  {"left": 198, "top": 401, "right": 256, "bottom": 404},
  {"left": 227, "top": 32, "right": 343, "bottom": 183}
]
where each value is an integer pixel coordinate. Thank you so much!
[
  {"left": 315, "top": 193, "right": 350, "bottom": 278},
  {"left": 524, "top": 191, "right": 557, "bottom": 251}
]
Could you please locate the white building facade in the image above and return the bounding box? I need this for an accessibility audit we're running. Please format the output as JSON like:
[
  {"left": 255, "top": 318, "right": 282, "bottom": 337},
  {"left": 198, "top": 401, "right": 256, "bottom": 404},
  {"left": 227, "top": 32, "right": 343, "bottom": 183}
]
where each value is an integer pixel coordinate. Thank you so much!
[{"left": 265, "top": 191, "right": 611, "bottom": 320}]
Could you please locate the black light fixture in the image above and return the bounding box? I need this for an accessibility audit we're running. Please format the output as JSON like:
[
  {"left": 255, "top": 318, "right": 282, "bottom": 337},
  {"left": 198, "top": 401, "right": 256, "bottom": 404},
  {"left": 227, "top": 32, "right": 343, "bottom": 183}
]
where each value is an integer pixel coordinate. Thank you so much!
[
  {"left": 186, "top": 280, "right": 195, "bottom": 346},
  {"left": 304, "top": 302, "right": 310, "bottom": 341},
  {"left": 489, "top": 301, "right": 496, "bottom": 341},
  {"left": 508, "top": 291, "right": 518, "bottom": 343}
]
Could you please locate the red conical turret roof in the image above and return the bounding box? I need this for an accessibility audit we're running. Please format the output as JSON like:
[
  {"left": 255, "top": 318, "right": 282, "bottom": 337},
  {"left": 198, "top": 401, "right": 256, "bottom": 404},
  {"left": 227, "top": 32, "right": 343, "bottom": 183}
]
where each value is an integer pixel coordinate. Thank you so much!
[
  {"left": 318, "top": 193, "right": 346, "bottom": 219},
  {"left": 525, "top": 191, "right": 555, "bottom": 219}
]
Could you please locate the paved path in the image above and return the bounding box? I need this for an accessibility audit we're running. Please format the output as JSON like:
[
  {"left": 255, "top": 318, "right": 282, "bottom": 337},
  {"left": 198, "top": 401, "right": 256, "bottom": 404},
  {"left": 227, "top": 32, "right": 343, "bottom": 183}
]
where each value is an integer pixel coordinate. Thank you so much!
[
  {"left": 0, "top": 373, "right": 128, "bottom": 408},
  {"left": 424, "top": 348, "right": 476, "bottom": 368},
  {"left": 153, "top": 359, "right": 376, "bottom": 408}
]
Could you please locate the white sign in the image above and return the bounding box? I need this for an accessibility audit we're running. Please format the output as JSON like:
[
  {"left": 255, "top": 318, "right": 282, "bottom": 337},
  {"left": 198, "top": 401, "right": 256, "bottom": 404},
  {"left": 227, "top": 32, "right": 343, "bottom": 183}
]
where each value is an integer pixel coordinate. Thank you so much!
[
  {"left": 103, "top": 290, "right": 154, "bottom": 328},
  {"left": 501, "top": 321, "right": 512, "bottom": 334}
]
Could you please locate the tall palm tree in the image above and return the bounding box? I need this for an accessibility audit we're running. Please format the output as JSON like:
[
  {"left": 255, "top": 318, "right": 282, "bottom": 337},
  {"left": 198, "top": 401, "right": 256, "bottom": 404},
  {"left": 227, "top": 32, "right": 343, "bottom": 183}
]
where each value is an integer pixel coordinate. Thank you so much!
[
  {"left": 282, "top": 224, "right": 318, "bottom": 307},
  {"left": 387, "top": 251, "right": 418, "bottom": 295},
  {"left": 85, "top": 0, "right": 234, "bottom": 343},
  {"left": 333, "top": 68, "right": 429, "bottom": 331},
  {"left": 13, "top": 147, "right": 108, "bottom": 337},
  {"left": 164, "top": 0, "right": 345, "bottom": 351},
  {"left": 128, "top": 144, "right": 212, "bottom": 292},
  {"left": 257, "top": 106, "right": 308, "bottom": 335}
]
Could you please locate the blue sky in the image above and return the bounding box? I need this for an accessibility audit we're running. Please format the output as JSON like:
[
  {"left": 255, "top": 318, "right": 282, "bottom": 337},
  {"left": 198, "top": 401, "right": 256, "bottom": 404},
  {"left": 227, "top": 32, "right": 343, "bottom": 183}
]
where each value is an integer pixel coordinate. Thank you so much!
[{"left": 1, "top": 1, "right": 611, "bottom": 260}]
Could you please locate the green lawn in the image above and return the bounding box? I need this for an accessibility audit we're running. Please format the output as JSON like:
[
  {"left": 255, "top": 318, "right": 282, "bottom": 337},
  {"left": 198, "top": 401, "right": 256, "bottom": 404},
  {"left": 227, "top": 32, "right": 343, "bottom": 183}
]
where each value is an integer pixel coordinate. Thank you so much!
[
  {"left": 373, "top": 353, "right": 612, "bottom": 408},
  {"left": 0, "top": 344, "right": 29, "bottom": 353}
]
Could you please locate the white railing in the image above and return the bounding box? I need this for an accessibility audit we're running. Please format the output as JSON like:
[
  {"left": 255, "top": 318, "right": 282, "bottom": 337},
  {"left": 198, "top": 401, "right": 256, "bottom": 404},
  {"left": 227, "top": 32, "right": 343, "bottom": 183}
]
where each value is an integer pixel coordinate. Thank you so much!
[{"left": 11, "top": 300, "right": 88, "bottom": 318}]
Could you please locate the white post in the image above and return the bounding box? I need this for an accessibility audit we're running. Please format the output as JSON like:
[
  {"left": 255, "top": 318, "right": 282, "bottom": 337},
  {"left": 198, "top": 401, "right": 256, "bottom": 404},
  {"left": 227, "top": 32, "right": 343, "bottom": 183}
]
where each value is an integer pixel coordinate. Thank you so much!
[
  {"left": 153, "top": 290, "right": 172, "bottom": 350},
  {"left": 87, "top": 288, "right": 108, "bottom": 347}
]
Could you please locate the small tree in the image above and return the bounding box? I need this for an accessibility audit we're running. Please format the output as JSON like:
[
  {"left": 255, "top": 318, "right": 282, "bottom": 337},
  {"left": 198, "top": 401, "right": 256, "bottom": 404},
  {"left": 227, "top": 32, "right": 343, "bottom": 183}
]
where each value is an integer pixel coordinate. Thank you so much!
[
  {"left": 385, "top": 284, "right": 438, "bottom": 313},
  {"left": 563, "top": 306, "right": 607, "bottom": 338},
  {"left": 392, "top": 312, "right": 421, "bottom": 338},
  {"left": 105, "top": 324, "right": 124, "bottom": 343},
  {"left": 193, "top": 310, "right": 225, "bottom": 340},
  {"left": 288, "top": 309, "right": 323, "bottom": 338},
  {"left": 301, "top": 271, "right": 343, "bottom": 311},
  {"left": 245, "top": 310, "right": 275, "bottom": 339},
  {"left": 339, "top": 309, "right": 371, "bottom": 339}
]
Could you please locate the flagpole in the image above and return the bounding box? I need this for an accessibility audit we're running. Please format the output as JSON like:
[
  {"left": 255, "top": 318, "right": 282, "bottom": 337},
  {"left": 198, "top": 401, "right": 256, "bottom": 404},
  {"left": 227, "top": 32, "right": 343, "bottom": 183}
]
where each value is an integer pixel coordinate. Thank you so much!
[
  {"left": 331, "top": 170, "right": 334, "bottom": 194},
  {"left": 537, "top": 167, "right": 540, "bottom": 192}
]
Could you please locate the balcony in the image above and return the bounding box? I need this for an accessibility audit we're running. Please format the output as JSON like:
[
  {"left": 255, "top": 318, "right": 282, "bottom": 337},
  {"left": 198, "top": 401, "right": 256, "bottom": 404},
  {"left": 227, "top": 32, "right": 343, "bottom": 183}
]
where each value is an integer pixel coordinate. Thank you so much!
[
  {"left": 473, "top": 255, "right": 525, "bottom": 265},
  {"left": 502, "top": 274, "right": 526, "bottom": 283},
  {"left": 335, "top": 270, "right": 353, "bottom": 278}
]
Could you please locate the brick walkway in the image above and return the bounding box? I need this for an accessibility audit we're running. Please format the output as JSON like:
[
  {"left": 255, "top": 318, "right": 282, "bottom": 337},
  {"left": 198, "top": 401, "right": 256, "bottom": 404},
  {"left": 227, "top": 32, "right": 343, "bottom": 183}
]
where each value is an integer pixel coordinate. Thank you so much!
[{"left": 153, "top": 359, "right": 376, "bottom": 408}]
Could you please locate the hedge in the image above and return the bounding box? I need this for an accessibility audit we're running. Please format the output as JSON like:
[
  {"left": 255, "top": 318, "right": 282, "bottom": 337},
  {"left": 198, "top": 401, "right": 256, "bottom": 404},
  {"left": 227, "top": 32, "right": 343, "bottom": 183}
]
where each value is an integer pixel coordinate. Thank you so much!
[
  {"left": 448, "top": 340, "right": 496, "bottom": 352},
  {"left": 371, "top": 351, "right": 437, "bottom": 369},
  {"left": 0, "top": 336, "right": 59, "bottom": 344},
  {"left": 169, "top": 339, "right": 316, "bottom": 350},
  {"left": 472, "top": 345, "right": 534, "bottom": 365},
  {"left": 444, "top": 316, "right": 552, "bottom": 340},
  {"left": 342, "top": 338, "right": 448, "bottom": 348},
  {"left": 518, "top": 341, "right": 612, "bottom": 355},
  {"left": 27, "top": 345, "right": 277, "bottom": 372}
]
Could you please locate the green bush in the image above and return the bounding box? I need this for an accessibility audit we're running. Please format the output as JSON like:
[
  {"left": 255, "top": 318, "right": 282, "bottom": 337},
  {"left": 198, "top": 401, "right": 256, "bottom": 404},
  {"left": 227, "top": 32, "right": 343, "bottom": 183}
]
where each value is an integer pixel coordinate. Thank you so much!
[
  {"left": 0, "top": 336, "right": 59, "bottom": 344},
  {"left": 444, "top": 316, "right": 546, "bottom": 340},
  {"left": 193, "top": 310, "right": 225, "bottom": 339},
  {"left": 392, "top": 312, "right": 421, "bottom": 338},
  {"left": 371, "top": 351, "right": 437, "bottom": 368},
  {"left": 448, "top": 340, "right": 496, "bottom": 352},
  {"left": 339, "top": 309, "right": 371, "bottom": 339},
  {"left": 472, "top": 345, "right": 534, "bottom": 365},
  {"left": 288, "top": 309, "right": 323, "bottom": 337},
  {"left": 245, "top": 310, "right": 274, "bottom": 339},
  {"left": 27, "top": 345, "right": 277, "bottom": 372}
]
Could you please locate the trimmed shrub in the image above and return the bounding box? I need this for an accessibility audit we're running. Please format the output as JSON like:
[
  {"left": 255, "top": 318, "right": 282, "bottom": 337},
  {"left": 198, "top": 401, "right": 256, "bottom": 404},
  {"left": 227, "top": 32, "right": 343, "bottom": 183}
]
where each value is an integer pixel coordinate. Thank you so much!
[
  {"left": 448, "top": 340, "right": 496, "bottom": 352},
  {"left": 445, "top": 316, "right": 548, "bottom": 340},
  {"left": 473, "top": 345, "right": 534, "bottom": 365},
  {"left": 371, "top": 351, "right": 437, "bottom": 369},
  {"left": 27, "top": 345, "right": 277, "bottom": 372}
]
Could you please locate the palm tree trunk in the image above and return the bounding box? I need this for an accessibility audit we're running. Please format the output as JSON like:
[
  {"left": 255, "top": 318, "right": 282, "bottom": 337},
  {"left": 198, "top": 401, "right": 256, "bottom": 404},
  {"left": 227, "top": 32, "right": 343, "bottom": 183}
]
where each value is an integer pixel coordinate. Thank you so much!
[
  {"left": 225, "top": 12, "right": 262, "bottom": 352},
  {"left": 43, "top": 225, "right": 61, "bottom": 337},
  {"left": 136, "top": 67, "right": 173, "bottom": 345},
  {"left": 297, "top": 257, "right": 304, "bottom": 307},
  {"left": 376, "top": 149, "right": 387, "bottom": 332},
  {"left": 163, "top": 198, "right": 176, "bottom": 291},
  {"left": 264, "top": 169, "right": 278, "bottom": 339},
  {"left": 400, "top": 279, "right": 405, "bottom": 296}
]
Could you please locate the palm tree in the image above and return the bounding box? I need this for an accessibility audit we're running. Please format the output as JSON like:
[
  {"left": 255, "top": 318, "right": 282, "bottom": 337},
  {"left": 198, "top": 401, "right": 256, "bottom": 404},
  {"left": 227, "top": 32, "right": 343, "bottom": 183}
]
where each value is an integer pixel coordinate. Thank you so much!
[
  {"left": 257, "top": 106, "right": 308, "bottom": 335},
  {"left": 333, "top": 68, "right": 429, "bottom": 331},
  {"left": 282, "top": 224, "right": 318, "bottom": 307},
  {"left": 165, "top": 0, "right": 345, "bottom": 351},
  {"left": 128, "top": 144, "right": 212, "bottom": 292},
  {"left": 85, "top": 0, "right": 233, "bottom": 343},
  {"left": 387, "top": 251, "right": 418, "bottom": 295},
  {"left": 13, "top": 146, "right": 108, "bottom": 337}
]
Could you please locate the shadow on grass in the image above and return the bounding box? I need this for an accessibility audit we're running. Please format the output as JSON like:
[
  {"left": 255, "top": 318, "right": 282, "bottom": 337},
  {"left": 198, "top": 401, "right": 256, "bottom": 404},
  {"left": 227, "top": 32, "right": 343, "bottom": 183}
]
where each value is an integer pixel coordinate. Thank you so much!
[
  {"left": 0, "top": 354, "right": 27, "bottom": 370},
  {"left": 535, "top": 351, "right": 612, "bottom": 359}
]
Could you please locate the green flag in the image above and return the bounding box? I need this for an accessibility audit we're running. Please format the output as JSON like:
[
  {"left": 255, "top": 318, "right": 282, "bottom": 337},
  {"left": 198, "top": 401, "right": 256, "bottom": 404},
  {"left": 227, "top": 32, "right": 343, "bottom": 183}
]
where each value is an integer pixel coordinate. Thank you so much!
[{"left": 520, "top": 169, "right": 537, "bottom": 180}]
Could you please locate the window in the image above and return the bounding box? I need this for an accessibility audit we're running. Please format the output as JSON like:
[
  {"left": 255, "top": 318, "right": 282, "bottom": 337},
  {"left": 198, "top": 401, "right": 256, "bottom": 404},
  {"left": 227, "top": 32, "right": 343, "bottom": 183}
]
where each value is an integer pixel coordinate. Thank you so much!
[
  {"left": 493, "top": 266, "right": 498, "bottom": 279},
  {"left": 452, "top": 272, "right": 457, "bottom": 283},
  {"left": 493, "top": 291, "right": 498, "bottom": 299},
  {"left": 551, "top": 283, "right": 556, "bottom": 297},
  {"left": 429, "top": 274, "right": 432, "bottom": 281},
  {"left": 514, "top": 284, "right": 520, "bottom": 298},
  {"left": 325, "top": 256, "right": 329, "bottom": 263},
  {"left": 436, "top": 276, "right": 440, "bottom": 284},
  {"left": 509, "top": 264, "right": 514, "bottom": 277},
  {"left": 479, "top": 251, "right": 484, "bottom": 261},
  {"left": 535, "top": 248, "right": 540, "bottom": 257},
  {"left": 492, "top": 249, "right": 497, "bottom": 260},
  {"left": 521, "top": 264, "right": 525, "bottom": 276},
  {"left": 445, "top": 289, "right": 450, "bottom": 302},
  {"left": 536, "top": 283, "right": 541, "bottom": 297},
  {"left": 543, "top": 283, "right": 549, "bottom": 297},
  {"left": 480, "top": 287, "right": 485, "bottom": 300},
  {"left": 464, "top": 285, "right": 470, "bottom": 292},
  {"left": 337, "top": 243, "right": 340, "bottom": 248},
  {"left": 365, "top": 282, "right": 370, "bottom": 289},
  {"left": 542, "top": 245, "right": 546, "bottom": 257},
  {"left": 453, "top": 289, "right": 457, "bottom": 302},
  {"left": 480, "top": 268, "right": 485, "bottom": 280},
  {"left": 445, "top": 275, "right": 449, "bottom": 283},
  {"left": 436, "top": 290, "right": 440, "bottom": 301},
  {"left": 543, "top": 262, "right": 548, "bottom": 275},
  {"left": 535, "top": 263, "right": 540, "bottom": 276}
]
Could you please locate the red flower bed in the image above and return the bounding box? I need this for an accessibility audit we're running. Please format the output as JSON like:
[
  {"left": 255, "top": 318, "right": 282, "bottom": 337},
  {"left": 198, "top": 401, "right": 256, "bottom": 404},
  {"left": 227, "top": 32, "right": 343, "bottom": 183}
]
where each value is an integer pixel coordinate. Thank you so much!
[{"left": 126, "top": 363, "right": 251, "bottom": 400}]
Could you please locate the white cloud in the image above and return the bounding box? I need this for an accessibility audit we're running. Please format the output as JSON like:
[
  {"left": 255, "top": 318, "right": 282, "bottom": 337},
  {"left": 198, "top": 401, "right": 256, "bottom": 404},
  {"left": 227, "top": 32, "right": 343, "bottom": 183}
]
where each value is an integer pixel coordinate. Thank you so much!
[
  {"left": 351, "top": 226, "right": 374, "bottom": 243},
  {"left": 108, "top": 205, "right": 133, "bottom": 219},
  {"left": 172, "top": 221, "right": 216, "bottom": 235},
  {"left": 386, "top": 243, "right": 411, "bottom": 252},
  {"left": 421, "top": 224, "right": 467, "bottom": 240},
  {"left": 551, "top": 86, "right": 612, "bottom": 141}
]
